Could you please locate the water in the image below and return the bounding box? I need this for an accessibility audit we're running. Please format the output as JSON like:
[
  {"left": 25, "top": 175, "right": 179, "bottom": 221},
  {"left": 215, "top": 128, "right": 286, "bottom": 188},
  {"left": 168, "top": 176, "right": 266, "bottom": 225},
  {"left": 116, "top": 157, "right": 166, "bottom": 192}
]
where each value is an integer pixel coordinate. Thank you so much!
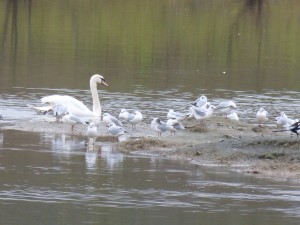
[
  {"left": 0, "top": 130, "right": 299, "bottom": 225},
  {"left": 1, "top": 0, "right": 300, "bottom": 224}
]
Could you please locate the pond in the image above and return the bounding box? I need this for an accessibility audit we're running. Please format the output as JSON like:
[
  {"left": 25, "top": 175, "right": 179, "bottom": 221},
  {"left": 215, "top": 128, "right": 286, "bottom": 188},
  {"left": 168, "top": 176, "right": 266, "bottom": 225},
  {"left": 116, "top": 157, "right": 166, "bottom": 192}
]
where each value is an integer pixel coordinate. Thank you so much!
[
  {"left": 1, "top": 0, "right": 300, "bottom": 224},
  {"left": 0, "top": 130, "right": 300, "bottom": 225}
]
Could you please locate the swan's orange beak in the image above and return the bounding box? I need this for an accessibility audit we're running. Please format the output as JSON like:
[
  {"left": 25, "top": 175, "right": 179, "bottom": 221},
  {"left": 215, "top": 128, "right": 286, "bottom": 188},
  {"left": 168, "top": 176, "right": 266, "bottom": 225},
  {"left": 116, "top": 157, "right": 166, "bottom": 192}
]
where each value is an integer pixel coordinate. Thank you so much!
[{"left": 101, "top": 80, "right": 108, "bottom": 87}]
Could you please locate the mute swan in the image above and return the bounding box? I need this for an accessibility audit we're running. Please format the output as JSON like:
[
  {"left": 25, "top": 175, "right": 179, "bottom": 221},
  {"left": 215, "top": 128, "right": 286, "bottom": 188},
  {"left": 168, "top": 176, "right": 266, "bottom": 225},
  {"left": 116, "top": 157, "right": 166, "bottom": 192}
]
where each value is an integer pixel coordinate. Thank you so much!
[{"left": 38, "top": 74, "right": 108, "bottom": 118}]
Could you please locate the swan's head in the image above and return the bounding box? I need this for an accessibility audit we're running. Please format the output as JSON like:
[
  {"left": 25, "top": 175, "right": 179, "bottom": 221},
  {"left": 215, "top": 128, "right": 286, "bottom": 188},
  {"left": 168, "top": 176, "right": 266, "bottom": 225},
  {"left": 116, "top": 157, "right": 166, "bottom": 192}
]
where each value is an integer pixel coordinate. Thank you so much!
[{"left": 91, "top": 74, "right": 108, "bottom": 87}]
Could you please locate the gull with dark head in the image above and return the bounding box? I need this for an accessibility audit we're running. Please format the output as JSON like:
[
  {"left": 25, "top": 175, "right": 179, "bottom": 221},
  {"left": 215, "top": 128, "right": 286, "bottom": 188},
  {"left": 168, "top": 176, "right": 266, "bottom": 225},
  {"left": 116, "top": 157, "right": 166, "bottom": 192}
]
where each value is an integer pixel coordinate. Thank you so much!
[
  {"left": 190, "top": 103, "right": 215, "bottom": 124},
  {"left": 52, "top": 104, "right": 68, "bottom": 122},
  {"left": 192, "top": 95, "right": 208, "bottom": 108},
  {"left": 151, "top": 118, "right": 169, "bottom": 136},
  {"left": 166, "top": 118, "right": 185, "bottom": 135}
]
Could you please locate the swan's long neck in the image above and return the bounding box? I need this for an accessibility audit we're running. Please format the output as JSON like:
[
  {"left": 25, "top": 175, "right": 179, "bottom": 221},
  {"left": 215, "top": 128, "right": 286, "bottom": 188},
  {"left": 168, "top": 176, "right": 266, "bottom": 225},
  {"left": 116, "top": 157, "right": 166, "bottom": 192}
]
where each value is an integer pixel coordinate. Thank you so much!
[{"left": 90, "top": 79, "right": 101, "bottom": 116}]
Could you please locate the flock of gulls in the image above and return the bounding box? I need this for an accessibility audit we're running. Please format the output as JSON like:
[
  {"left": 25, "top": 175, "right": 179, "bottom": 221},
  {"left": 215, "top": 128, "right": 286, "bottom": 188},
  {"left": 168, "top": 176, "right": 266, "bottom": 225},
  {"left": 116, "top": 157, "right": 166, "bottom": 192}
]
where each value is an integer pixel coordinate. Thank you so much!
[{"left": 1, "top": 74, "right": 300, "bottom": 145}]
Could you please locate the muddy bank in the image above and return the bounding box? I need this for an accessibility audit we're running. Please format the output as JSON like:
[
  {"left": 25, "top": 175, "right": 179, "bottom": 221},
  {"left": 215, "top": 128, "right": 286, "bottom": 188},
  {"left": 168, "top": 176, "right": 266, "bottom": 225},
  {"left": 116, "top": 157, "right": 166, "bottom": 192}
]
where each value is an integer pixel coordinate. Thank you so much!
[{"left": 2, "top": 116, "right": 300, "bottom": 181}]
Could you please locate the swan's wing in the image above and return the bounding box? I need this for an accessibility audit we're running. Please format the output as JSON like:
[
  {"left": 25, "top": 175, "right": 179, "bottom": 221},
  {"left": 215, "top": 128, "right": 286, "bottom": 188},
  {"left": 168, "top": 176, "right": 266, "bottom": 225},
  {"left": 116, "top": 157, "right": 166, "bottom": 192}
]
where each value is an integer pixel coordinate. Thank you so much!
[{"left": 41, "top": 95, "right": 93, "bottom": 117}]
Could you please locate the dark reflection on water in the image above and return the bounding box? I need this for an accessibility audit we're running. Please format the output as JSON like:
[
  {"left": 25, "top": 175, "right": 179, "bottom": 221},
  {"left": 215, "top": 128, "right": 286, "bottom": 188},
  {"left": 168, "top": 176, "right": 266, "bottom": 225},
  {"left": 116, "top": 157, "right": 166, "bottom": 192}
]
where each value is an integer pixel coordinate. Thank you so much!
[
  {"left": 1, "top": 0, "right": 300, "bottom": 91},
  {"left": 0, "top": 130, "right": 300, "bottom": 225}
]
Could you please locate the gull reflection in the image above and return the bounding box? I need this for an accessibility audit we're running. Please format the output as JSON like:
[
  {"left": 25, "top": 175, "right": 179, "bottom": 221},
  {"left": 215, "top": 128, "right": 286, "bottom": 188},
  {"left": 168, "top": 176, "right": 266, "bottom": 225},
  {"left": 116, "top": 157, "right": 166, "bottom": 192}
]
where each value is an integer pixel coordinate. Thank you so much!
[
  {"left": 0, "top": 133, "right": 3, "bottom": 147},
  {"left": 101, "top": 144, "right": 124, "bottom": 170},
  {"left": 41, "top": 133, "right": 85, "bottom": 159},
  {"left": 85, "top": 144, "right": 100, "bottom": 171}
]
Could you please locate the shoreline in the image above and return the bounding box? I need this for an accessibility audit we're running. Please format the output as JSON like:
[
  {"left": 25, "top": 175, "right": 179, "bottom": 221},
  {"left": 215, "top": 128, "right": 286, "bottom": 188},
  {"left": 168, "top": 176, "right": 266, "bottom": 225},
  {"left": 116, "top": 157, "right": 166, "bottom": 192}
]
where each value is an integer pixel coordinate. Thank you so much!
[{"left": 2, "top": 116, "right": 300, "bottom": 182}]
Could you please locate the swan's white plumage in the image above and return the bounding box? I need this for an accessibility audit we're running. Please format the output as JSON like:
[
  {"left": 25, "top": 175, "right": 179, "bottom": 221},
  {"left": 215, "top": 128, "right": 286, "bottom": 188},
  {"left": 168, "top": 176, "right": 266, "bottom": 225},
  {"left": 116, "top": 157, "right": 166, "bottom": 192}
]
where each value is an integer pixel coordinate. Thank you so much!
[
  {"left": 40, "top": 74, "right": 107, "bottom": 119},
  {"left": 41, "top": 95, "right": 93, "bottom": 117}
]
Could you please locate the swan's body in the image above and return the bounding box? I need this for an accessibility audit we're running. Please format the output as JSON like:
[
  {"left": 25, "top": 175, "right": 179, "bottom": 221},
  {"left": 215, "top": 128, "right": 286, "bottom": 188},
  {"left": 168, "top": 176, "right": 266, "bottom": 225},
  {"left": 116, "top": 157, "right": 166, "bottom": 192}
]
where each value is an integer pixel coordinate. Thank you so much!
[{"left": 39, "top": 74, "right": 108, "bottom": 119}]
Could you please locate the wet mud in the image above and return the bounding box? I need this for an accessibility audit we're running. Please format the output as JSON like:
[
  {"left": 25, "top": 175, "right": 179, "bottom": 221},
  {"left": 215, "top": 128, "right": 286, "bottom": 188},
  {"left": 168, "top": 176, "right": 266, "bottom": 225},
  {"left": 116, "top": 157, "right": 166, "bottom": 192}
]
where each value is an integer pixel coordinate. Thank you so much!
[{"left": 2, "top": 115, "right": 300, "bottom": 181}]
